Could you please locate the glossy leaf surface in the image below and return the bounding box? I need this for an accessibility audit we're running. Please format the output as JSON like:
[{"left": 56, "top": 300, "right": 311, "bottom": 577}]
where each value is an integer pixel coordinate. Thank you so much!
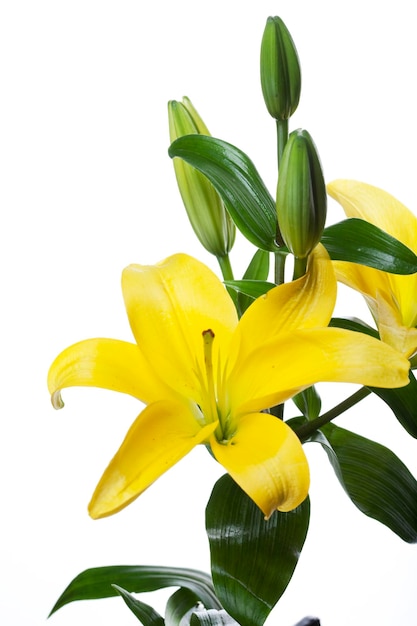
[
  {"left": 321, "top": 218, "right": 417, "bottom": 273},
  {"left": 49, "top": 565, "right": 221, "bottom": 616},
  {"left": 112, "top": 585, "right": 164, "bottom": 625},
  {"left": 169, "top": 135, "right": 280, "bottom": 251},
  {"left": 165, "top": 588, "right": 201, "bottom": 626},
  {"left": 206, "top": 474, "right": 310, "bottom": 626},
  {"left": 321, "top": 423, "right": 417, "bottom": 542}
]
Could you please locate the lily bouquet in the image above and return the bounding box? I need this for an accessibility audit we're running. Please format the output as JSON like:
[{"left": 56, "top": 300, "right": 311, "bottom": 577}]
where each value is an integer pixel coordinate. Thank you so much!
[{"left": 47, "top": 16, "right": 417, "bottom": 626}]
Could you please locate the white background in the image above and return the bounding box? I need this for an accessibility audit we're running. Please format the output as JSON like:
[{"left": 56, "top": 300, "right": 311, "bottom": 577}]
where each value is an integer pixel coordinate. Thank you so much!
[{"left": 1, "top": 1, "right": 417, "bottom": 625}]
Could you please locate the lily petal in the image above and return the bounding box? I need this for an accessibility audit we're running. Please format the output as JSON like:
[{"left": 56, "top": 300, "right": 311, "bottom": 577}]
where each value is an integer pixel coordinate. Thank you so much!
[
  {"left": 89, "top": 398, "right": 218, "bottom": 519},
  {"left": 48, "top": 338, "right": 168, "bottom": 409},
  {"left": 231, "top": 244, "right": 336, "bottom": 363},
  {"left": 228, "top": 327, "right": 410, "bottom": 414},
  {"left": 122, "top": 253, "right": 238, "bottom": 400},
  {"left": 328, "top": 179, "right": 417, "bottom": 252},
  {"left": 210, "top": 412, "right": 309, "bottom": 517}
]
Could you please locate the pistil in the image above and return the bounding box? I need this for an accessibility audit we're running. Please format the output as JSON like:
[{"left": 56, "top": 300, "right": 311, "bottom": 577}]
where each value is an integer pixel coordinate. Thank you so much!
[{"left": 202, "top": 329, "right": 218, "bottom": 425}]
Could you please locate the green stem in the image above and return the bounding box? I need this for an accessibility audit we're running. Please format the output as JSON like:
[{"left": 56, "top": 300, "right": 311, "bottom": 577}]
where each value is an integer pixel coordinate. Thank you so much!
[
  {"left": 295, "top": 387, "right": 371, "bottom": 441},
  {"left": 217, "top": 254, "right": 234, "bottom": 282},
  {"left": 274, "top": 252, "right": 286, "bottom": 285},
  {"left": 276, "top": 118, "right": 289, "bottom": 166},
  {"left": 293, "top": 256, "right": 308, "bottom": 280}
]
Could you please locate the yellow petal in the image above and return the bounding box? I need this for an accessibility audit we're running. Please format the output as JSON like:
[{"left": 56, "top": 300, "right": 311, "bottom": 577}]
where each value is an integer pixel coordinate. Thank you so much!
[
  {"left": 89, "top": 398, "right": 218, "bottom": 519},
  {"left": 376, "top": 291, "right": 417, "bottom": 357},
  {"left": 122, "top": 253, "right": 238, "bottom": 401},
  {"left": 231, "top": 245, "right": 336, "bottom": 363},
  {"left": 210, "top": 412, "right": 309, "bottom": 517},
  {"left": 228, "top": 327, "right": 410, "bottom": 414},
  {"left": 327, "top": 179, "right": 417, "bottom": 253},
  {"left": 48, "top": 338, "right": 168, "bottom": 409}
]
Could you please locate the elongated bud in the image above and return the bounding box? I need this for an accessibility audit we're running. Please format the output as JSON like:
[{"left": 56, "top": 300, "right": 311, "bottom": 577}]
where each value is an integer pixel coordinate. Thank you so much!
[
  {"left": 168, "top": 98, "right": 235, "bottom": 257},
  {"left": 276, "top": 129, "right": 327, "bottom": 259},
  {"left": 260, "top": 16, "right": 301, "bottom": 121}
]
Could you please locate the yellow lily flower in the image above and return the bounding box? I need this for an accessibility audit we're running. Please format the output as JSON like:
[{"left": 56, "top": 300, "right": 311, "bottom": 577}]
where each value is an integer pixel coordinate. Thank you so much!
[
  {"left": 48, "top": 248, "right": 409, "bottom": 520},
  {"left": 328, "top": 180, "right": 417, "bottom": 358}
]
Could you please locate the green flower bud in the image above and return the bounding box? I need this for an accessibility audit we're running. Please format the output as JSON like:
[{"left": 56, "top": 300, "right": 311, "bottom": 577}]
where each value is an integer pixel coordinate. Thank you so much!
[
  {"left": 168, "top": 97, "right": 235, "bottom": 257},
  {"left": 260, "top": 16, "right": 301, "bottom": 121},
  {"left": 276, "top": 129, "right": 327, "bottom": 259}
]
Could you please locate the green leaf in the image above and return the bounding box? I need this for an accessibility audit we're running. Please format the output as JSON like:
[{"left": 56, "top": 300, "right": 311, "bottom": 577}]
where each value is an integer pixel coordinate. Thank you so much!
[
  {"left": 329, "top": 316, "right": 379, "bottom": 338},
  {"left": 292, "top": 385, "right": 321, "bottom": 420},
  {"left": 235, "top": 249, "right": 272, "bottom": 316},
  {"left": 49, "top": 566, "right": 222, "bottom": 616},
  {"left": 165, "top": 588, "right": 201, "bottom": 626},
  {"left": 369, "top": 370, "right": 417, "bottom": 438},
  {"left": 206, "top": 475, "right": 310, "bottom": 626},
  {"left": 321, "top": 423, "right": 417, "bottom": 542},
  {"left": 112, "top": 585, "right": 165, "bottom": 625},
  {"left": 190, "top": 609, "right": 240, "bottom": 626},
  {"left": 168, "top": 135, "right": 280, "bottom": 251},
  {"left": 321, "top": 218, "right": 417, "bottom": 274},
  {"left": 224, "top": 279, "right": 276, "bottom": 299}
]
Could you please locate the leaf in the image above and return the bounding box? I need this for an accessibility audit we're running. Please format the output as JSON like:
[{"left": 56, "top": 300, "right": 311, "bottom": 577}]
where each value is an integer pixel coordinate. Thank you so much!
[
  {"left": 369, "top": 370, "right": 417, "bottom": 438},
  {"left": 169, "top": 135, "right": 280, "bottom": 251},
  {"left": 292, "top": 385, "right": 321, "bottom": 420},
  {"left": 321, "top": 218, "right": 417, "bottom": 274},
  {"left": 49, "top": 565, "right": 222, "bottom": 616},
  {"left": 112, "top": 585, "right": 165, "bottom": 625},
  {"left": 165, "top": 588, "right": 201, "bottom": 626},
  {"left": 329, "top": 316, "right": 379, "bottom": 338},
  {"left": 190, "top": 609, "right": 240, "bottom": 626},
  {"left": 235, "top": 249, "right": 272, "bottom": 316},
  {"left": 320, "top": 423, "right": 417, "bottom": 542},
  {"left": 224, "top": 279, "right": 276, "bottom": 299},
  {"left": 206, "top": 475, "right": 310, "bottom": 626}
]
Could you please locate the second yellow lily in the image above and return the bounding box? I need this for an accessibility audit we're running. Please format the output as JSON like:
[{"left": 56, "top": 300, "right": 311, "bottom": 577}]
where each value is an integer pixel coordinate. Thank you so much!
[{"left": 328, "top": 180, "right": 417, "bottom": 358}]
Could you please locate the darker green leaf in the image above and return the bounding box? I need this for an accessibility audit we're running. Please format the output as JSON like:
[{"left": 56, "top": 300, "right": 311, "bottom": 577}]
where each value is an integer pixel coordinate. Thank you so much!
[
  {"left": 329, "top": 316, "right": 379, "bottom": 338},
  {"left": 112, "top": 585, "right": 165, "bottom": 625},
  {"left": 169, "top": 135, "right": 280, "bottom": 251},
  {"left": 369, "top": 370, "right": 417, "bottom": 438},
  {"left": 321, "top": 218, "right": 417, "bottom": 274},
  {"left": 321, "top": 423, "right": 417, "bottom": 542},
  {"left": 206, "top": 475, "right": 310, "bottom": 626},
  {"left": 49, "top": 565, "right": 221, "bottom": 616},
  {"left": 165, "top": 588, "right": 201, "bottom": 626},
  {"left": 292, "top": 385, "right": 321, "bottom": 420}
]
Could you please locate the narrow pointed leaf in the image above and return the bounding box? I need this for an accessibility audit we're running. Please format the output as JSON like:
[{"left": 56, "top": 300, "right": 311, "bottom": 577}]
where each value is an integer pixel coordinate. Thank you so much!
[
  {"left": 169, "top": 135, "right": 280, "bottom": 251},
  {"left": 206, "top": 474, "right": 310, "bottom": 626},
  {"left": 369, "top": 370, "right": 417, "bottom": 438},
  {"left": 49, "top": 566, "right": 221, "bottom": 616},
  {"left": 321, "top": 218, "right": 417, "bottom": 274},
  {"left": 112, "top": 585, "right": 164, "bottom": 625},
  {"left": 235, "top": 249, "right": 272, "bottom": 316},
  {"left": 165, "top": 588, "right": 201, "bottom": 626},
  {"left": 224, "top": 279, "right": 276, "bottom": 299},
  {"left": 320, "top": 423, "right": 417, "bottom": 542},
  {"left": 329, "top": 316, "right": 379, "bottom": 338},
  {"left": 191, "top": 609, "right": 240, "bottom": 626},
  {"left": 292, "top": 385, "right": 321, "bottom": 420}
]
